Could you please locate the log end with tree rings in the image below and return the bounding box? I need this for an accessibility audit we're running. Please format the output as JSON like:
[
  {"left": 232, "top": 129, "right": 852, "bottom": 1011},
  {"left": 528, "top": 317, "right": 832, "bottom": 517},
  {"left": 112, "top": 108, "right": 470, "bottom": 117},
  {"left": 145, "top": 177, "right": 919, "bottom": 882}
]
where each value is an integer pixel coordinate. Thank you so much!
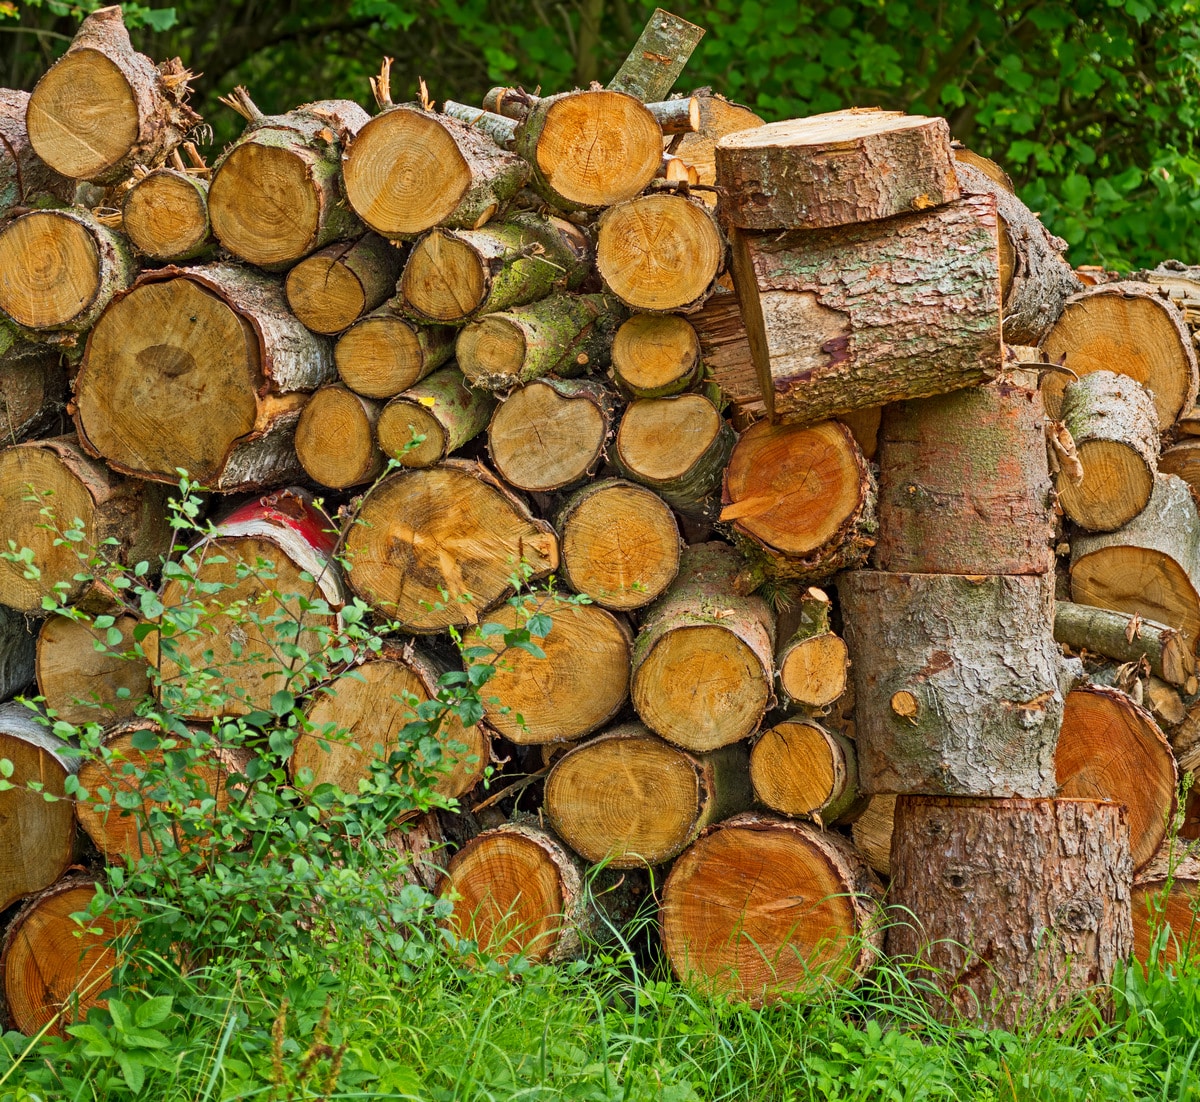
[
  {"left": 285, "top": 250, "right": 369, "bottom": 335},
  {"left": 1132, "top": 854, "right": 1200, "bottom": 965},
  {"left": 610, "top": 313, "right": 702, "bottom": 398},
  {"left": 668, "top": 92, "right": 764, "bottom": 199},
  {"left": 122, "top": 169, "right": 211, "bottom": 262},
  {"left": 294, "top": 384, "right": 383, "bottom": 489},
  {"left": 777, "top": 630, "right": 849, "bottom": 709},
  {"left": 335, "top": 313, "right": 455, "bottom": 399},
  {"left": 616, "top": 393, "right": 727, "bottom": 489},
  {"left": 37, "top": 613, "right": 148, "bottom": 725},
  {"left": 852, "top": 794, "right": 896, "bottom": 878},
  {"left": 1159, "top": 441, "right": 1200, "bottom": 499},
  {"left": 400, "top": 230, "right": 487, "bottom": 321},
  {"left": 454, "top": 314, "right": 525, "bottom": 384},
  {"left": 749, "top": 719, "right": 859, "bottom": 824},
  {"left": 377, "top": 365, "right": 496, "bottom": 468}
]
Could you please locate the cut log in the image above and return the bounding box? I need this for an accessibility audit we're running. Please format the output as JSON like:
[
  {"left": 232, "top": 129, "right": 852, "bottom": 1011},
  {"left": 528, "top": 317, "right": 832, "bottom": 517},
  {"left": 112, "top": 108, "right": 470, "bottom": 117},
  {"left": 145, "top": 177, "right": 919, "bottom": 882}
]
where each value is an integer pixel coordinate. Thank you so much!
[
  {"left": 0, "top": 89, "right": 72, "bottom": 218},
  {"left": 852, "top": 793, "right": 896, "bottom": 878},
  {"left": 721, "top": 419, "right": 876, "bottom": 582},
  {"left": 74, "top": 263, "right": 335, "bottom": 490},
  {"left": 887, "top": 796, "right": 1132, "bottom": 1028},
  {"left": 1056, "top": 370, "right": 1159, "bottom": 532},
  {"left": 376, "top": 365, "right": 496, "bottom": 468},
  {"left": 335, "top": 307, "right": 455, "bottom": 399},
  {"left": 122, "top": 167, "right": 213, "bottom": 262},
  {"left": 661, "top": 813, "right": 883, "bottom": 1004},
  {"left": 1160, "top": 441, "right": 1200, "bottom": 499},
  {"left": 557, "top": 477, "right": 681, "bottom": 610},
  {"left": 667, "top": 90, "right": 763, "bottom": 203},
  {"left": 953, "top": 145, "right": 1015, "bottom": 192},
  {"left": 0, "top": 703, "right": 77, "bottom": 914},
  {"left": 0, "top": 209, "right": 134, "bottom": 332},
  {"left": 0, "top": 338, "right": 68, "bottom": 444},
  {"left": 1055, "top": 685, "right": 1177, "bottom": 873},
  {"left": 631, "top": 542, "right": 775, "bottom": 752},
  {"left": 344, "top": 460, "right": 558, "bottom": 632},
  {"left": 465, "top": 594, "right": 631, "bottom": 744},
  {"left": 729, "top": 195, "right": 1002, "bottom": 423},
  {"left": 875, "top": 372, "right": 1053, "bottom": 575},
  {"left": 37, "top": 611, "right": 148, "bottom": 725},
  {"left": 0, "top": 435, "right": 170, "bottom": 613},
  {"left": 400, "top": 214, "right": 591, "bottom": 324},
  {"left": 284, "top": 235, "right": 404, "bottom": 335},
  {"left": 294, "top": 383, "right": 384, "bottom": 489},
  {"left": 208, "top": 91, "right": 368, "bottom": 269},
  {"left": 1133, "top": 850, "right": 1200, "bottom": 964},
  {"left": 715, "top": 109, "right": 959, "bottom": 231},
  {"left": 456, "top": 292, "right": 622, "bottom": 390},
  {"left": 481, "top": 88, "right": 699, "bottom": 134},
  {"left": 1042, "top": 283, "right": 1198, "bottom": 431},
  {"left": 596, "top": 194, "right": 724, "bottom": 312},
  {"left": 25, "top": 6, "right": 199, "bottom": 184},
  {"left": 749, "top": 718, "right": 861, "bottom": 825},
  {"left": 488, "top": 377, "right": 620, "bottom": 494},
  {"left": 610, "top": 313, "right": 701, "bottom": 398},
  {"left": 0, "top": 605, "right": 35, "bottom": 700},
  {"left": 686, "top": 287, "right": 761, "bottom": 419},
  {"left": 608, "top": 8, "right": 705, "bottom": 101},
  {"left": 1054, "top": 602, "right": 1195, "bottom": 691},
  {"left": 775, "top": 588, "right": 850, "bottom": 709},
  {"left": 838, "top": 571, "right": 1080, "bottom": 797}
]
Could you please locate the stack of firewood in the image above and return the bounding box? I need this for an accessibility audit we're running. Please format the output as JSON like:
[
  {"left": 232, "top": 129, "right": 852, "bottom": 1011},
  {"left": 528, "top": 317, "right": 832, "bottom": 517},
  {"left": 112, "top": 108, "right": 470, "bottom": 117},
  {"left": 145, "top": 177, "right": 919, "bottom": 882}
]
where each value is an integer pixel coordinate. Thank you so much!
[{"left": 2, "top": 3, "right": 1199, "bottom": 1037}]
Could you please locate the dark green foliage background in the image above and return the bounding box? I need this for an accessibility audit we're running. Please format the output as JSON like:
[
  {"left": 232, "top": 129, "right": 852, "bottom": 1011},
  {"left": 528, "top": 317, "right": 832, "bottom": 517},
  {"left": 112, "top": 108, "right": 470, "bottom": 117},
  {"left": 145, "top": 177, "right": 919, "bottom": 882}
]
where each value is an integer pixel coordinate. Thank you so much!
[{"left": 4, "top": 0, "right": 1200, "bottom": 269}]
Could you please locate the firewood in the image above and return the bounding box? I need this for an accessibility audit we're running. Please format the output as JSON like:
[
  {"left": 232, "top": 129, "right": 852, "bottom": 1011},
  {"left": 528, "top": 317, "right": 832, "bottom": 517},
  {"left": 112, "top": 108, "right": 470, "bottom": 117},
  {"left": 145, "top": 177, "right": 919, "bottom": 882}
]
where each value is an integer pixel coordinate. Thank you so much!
[
  {"left": 952, "top": 144, "right": 1015, "bottom": 191},
  {"left": 294, "top": 384, "right": 384, "bottom": 489},
  {"left": 284, "top": 235, "right": 404, "bottom": 335},
  {"left": 608, "top": 8, "right": 705, "bottom": 102},
  {"left": 852, "top": 793, "right": 896, "bottom": 878},
  {"left": 377, "top": 365, "right": 496, "bottom": 467},
  {"left": 0, "top": 337, "right": 67, "bottom": 443},
  {"left": 1160, "top": 440, "right": 1200, "bottom": 497},
  {"left": 384, "top": 812, "right": 449, "bottom": 894},
  {"left": 0, "top": 89, "right": 72, "bottom": 218},
  {"left": 74, "top": 263, "right": 335, "bottom": 490},
  {"left": 1054, "top": 602, "right": 1196, "bottom": 691},
  {"left": 1132, "top": 849, "right": 1200, "bottom": 964},
  {"left": 667, "top": 90, "right": 763, "bottom": 202},
  {"left": 0, "top": 605, "right": 34, "bottom": 701},
  {"left": 610, "top": 313, "right": 701, "bottom": 398},
  {"left": 661, "top": 812, "right": 883, "bottom": 1004},
  {"left": 122, "top": 167, "right": 213, "bottom": 262},
  {"left": 25, "top": 6, "right": 199, "bottom": 184},
  {"left": 887, "top": 796, "right": 1132, "bottom": 1028},
  {"left": 686, "top": 287, "right": 761, "bottom": 419},
  {"left": 749, "top": 718, "right": 861, "bottom": 824},
  {"left": 482, "top": 87, "right": 700, "bottom": 134},
  {"left": 544, "top": 722, "right": 750, "bottom": 867},
  {"left": 36, "top": 611, "right": 148, "bottom": 725},
  {"left": 775, "top": 587, "right": 849, "bottom": 709},
  {"left": 335, "top": 307, "right": 455, "bottom": 399}
]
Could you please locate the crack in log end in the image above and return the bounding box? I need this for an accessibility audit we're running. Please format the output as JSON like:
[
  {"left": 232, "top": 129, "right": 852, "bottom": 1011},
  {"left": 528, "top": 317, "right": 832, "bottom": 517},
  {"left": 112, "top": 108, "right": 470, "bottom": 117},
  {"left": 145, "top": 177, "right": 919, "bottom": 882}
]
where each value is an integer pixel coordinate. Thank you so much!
[{"left": 760, "top": 290, "right": 852, "bottom": 391}]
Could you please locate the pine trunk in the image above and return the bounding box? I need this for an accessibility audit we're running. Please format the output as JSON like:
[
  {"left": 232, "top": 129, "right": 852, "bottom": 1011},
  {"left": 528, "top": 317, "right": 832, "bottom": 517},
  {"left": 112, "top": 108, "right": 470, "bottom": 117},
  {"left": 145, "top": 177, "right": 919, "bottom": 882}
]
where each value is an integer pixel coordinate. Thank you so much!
[
  {"left": 122, "top": 167, "right": 213, "bottom": 262},
  {"left": 686, "top": 288, "right": 762, "bottom": 420},
  {"left": 335, "top": 306, "right": 456, "bottom": 399},
  {"left": 749, "top": 718, "right": 862, "bottom": 825},
  {"left": 294, "top": 384, "right": 384, "bottom": 489},
  {"left": 377, "top": 365, "right": 496, "bottom": 467},
  {"left": 36, "top": 611, "right": 148, "bottom": 724},
  {"left": 1054, "top": 602, "right": 1195, "bottom": 690},
  {"left": 285, "top": 235, "right": 404, "bottom": 335}
]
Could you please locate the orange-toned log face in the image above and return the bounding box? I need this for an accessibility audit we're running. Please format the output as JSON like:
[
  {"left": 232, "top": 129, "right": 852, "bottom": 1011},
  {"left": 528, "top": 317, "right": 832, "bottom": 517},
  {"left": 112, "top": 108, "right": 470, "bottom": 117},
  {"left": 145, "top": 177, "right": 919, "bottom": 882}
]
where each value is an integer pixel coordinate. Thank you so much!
[{"left": 1133, "top": 879, "right": 1200, "bottom": 965}]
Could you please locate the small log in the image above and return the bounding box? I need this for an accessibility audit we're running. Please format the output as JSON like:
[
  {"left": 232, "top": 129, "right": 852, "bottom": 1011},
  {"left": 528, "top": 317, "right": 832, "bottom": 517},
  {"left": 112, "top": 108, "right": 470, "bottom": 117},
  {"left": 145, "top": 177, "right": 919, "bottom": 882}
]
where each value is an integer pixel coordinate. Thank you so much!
[
  {"left": 852, "top": 793, "right": 896, "bottom": 878},
  {"left": 377, "top": 365, "right": 496, "bottom": 467},
  {"left": 610, "top": 313, "right": 702, "bottom": 398},
  {"left": 344, "top": 460, "right": 558, "bottom": 632},
  {"left": 0, "top": 605, "right": 35, "bottom": 700},
  {"left": 335, "top": 306, "right": 455, "bottom": 399},
  {"left": 1132, "top": 849, "right": 1200, "bottom": 964},
  {"left": 285, "top": 235, "right": 404, "bottom": 335},
  {"left": 545, "top": 722, "right": 750, "bottom": 867},
  {"left": 729, "top": 195, "right": 1002, "bottom": 423},
  {"left": 838, "top": 571, "right": 1080, "bottom": 797},
  {"left": 37, "top": 611, "right": 148, "bottom": 725},
  {"left": 122, "top": 168, "right": 213, "bottom": 262},
  {"left": 557, "top": 477, "right": 681, "bottom": 611},
  {"left": 25, "top": 6, "right": 199, "bottom": 184},
  {"left": 1054, "top": 602, "right": 1195, "bottom": 690},
  {"left": 661, "top": 812, "right": 883, "bottom": 1004},
  {"left": 749, "top": 718, "right": 861, "bottom": 825},
  {"left": 666, "top": 89, "right": 763, "bottom": 201},
  {"left": 1160, "top": 440, "right": 1200, "bottom": 498},
  {"left": 0, "top": 338, "right": 68, "bottom": 443},
  {"left": 775, "top": 587, "right": 850, "bottom": 709},
  {"left": 632, "top": 542, "right": 775, "bottom": 752},
  {"left": 686, "top": 288, "right": 762, "bottom": 418},
  {"left": 481, "top": 88, "right": 700, "bottom": 134},
  {"left": 489, "top": 377, "right": 620, "bottom": 493},
  {"left": 887, "top": 796, "right": 1132, "bottom": 1028},
  {"left": 608, "top": 8, "right": 705, "bottom": 101},
  {"left": 441, "top": 101, "right": 519, "bottom": 147},
  {"left": 294, "top": 384, "right": 384, "bottom": 489},
  {"left": 0, "top": 89, "right": 72, "bottom": 218}
]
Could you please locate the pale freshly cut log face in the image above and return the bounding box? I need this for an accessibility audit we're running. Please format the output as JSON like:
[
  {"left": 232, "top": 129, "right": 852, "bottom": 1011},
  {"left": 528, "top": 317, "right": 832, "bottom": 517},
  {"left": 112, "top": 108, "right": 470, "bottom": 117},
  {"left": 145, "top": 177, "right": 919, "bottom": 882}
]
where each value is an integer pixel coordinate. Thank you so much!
[
  {"left": 720, "top": 109, "right": 932, "bottom": 150},
  {"left": 0, "top": 211, "right": 100, "bottom": 328},
  {"left": 1058, "top": 438, "right": 1155, "bottom": 532},
  {"left": 376, "top": 401, "right": 447, "bottom": 468},
  {"left": 0, "top": 732, "right": 74, "bottom": 911},
  {"left": 37, "top": 614, "right": 147, "bottom": 724},
  {"left": 123, "top": 172, "right": 208, "bottom": 259},
  {"left": 749, "top": 720, "right": 836, "bottom": 817},
  {"left": 778, "top": 634, "right": 848, "bottom": 708},
  {"left": 285, "top": 252, "right": 367, "bottom": 334},
  {"left": 617, "top": 394, "right": 722, "bottom": 481},
  {"left": 401, "top": 232, "right": 486, "bottom": 321},
  {"left": 611, "top": 313, "right": 700, "bottom": 395},
  {"left": 1072, "top": 546, "right": 1200, "bottom": 645},
  {"left": 336, "top": 316, "right": 445, "bottom": 398},
  {"left": 457, "top": 316, "right": 526, "bottom": 378},
  {"left": 851, "top": 793, "right": 896, "bottom": 878},
  {"left": 295, "top": 385, "right": 379, "bottom": 489},
  {"left": 1132, "top": 879, "right": 1199, "bottom": 964},
  {"left": 489, "top": 382, "right": 605, "bottom": 491}
]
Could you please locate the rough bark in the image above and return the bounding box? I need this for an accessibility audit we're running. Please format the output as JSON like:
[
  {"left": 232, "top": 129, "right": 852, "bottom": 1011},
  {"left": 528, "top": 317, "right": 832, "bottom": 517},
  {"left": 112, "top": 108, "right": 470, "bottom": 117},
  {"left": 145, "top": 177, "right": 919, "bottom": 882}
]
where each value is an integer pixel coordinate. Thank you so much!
[
  {"left": 294, "top": 383, "right": 384, "bottom": 489},
  {"left": 122, "top": 167, "right": 213, "bottom": 262},
  {"left": 749, "top": 718, "right": 862, "bottom": 825},
  {"left": 377, "top": 365, "right": 496, "bottom": 467},
  {"left": 0, "top": 605, "right": 35, "bottom": 700},
  {"left": 0, "top": 89, "right": 72, "bottom": 218},
  {"left": 608, "top": 8, "right": 706, "bottom": 102},
  {"left": 36, "top": 610, "right": 148, "bottom": 725},
  {"left": 610, "top": 313, "right": 701, "bottom": 398},
  {"left": 775, "top": 588, "right": 850, "bottom": 709},
  {"left": 285, "top": 235, "right": 404, "bottom": 335},
  {"left": 667, "top": 89, "right": 764, "bottom": 203},
  {"left": 1054, "top": 601, "right": 1195, "bottom": 690},
  {"left": 686, "top": 287, "right": 763, "bottom": 419},
  {"left": 335, "top": 306, "right": 456, "bottom": 399},
  {"left": 0, "top": 339, "right": 68, "bottom": 444}
]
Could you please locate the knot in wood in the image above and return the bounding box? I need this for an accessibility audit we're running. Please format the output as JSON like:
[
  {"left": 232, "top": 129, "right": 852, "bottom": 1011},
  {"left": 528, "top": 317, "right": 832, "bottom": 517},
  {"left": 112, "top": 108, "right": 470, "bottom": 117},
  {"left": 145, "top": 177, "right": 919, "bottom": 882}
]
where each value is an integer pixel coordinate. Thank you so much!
[{"left": 1054, "top": 896, "right": 1101, "bottom": 934}]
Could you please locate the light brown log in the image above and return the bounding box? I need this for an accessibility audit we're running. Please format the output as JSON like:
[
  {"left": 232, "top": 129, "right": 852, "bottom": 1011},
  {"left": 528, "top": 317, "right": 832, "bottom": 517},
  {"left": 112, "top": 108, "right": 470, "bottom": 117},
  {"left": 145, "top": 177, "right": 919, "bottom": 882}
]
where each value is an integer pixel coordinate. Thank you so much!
[
  {"left": 1054, "top": 602, "right": 1195, "bottom": 691},
  {"left": 37, "top": 611, "right": 148, "bottom": 725},
  {"left": 0, "top": 338, "right": 68, "bottom": 444},
  {"left": 667, "top": 90, "right": 763, "bottom": 203},
  {"left": 122, "top": 168, "right": 213, "bottom": 262},
  {"left": 335, "top": 307, "right": 455, "bottom": 399},
  {"left": 685, "top": 287, "right": 762, "bottom": 419},
  {"left": 1160, "top": 440, "right": 1200, "bottom": 499},
  {"left": 0, "top": 89, "right": 72, "bottom": 218},
  {"left": 377, "top": 365, "right": 496, "bottom": 467},
  {"left": 749, "top": 718, "right": 861, "bottom": 825},
  {"left": 775, "top": 588, "right": 849, "bottom": 709},
  {"left": 661, "top": 812, "right": 883, "bottom": 1004},
  {"left": 481, "top": 88, "right": 699, "bottom": 134},
  {"left": 1132, "top": 849, "right": 1200, "bottom": 964},
  {"left": 294, "top": 384, "right": 384, "bottom": 489},
  {"left": 852, "top": 793, "right": 896, "bottom": 878},
  {"left": 610, "top": 313, "right": 701, "bottom": 398},
  {"left": 887, "top": 796, "right": 1132, "bottom": 1028},
  {"left": 608, "top": 8, "right": 705, "bottom": 102},
  {"left": 285, "top": 235, "right": 404, "bottom": 335}
]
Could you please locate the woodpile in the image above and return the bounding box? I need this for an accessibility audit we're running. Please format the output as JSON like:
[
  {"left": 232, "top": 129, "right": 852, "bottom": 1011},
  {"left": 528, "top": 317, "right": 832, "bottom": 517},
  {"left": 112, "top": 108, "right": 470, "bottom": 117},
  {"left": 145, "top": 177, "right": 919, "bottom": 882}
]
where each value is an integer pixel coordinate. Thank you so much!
[{"left": 0, "top": 3, "right": 1194, "bottom": 1033}]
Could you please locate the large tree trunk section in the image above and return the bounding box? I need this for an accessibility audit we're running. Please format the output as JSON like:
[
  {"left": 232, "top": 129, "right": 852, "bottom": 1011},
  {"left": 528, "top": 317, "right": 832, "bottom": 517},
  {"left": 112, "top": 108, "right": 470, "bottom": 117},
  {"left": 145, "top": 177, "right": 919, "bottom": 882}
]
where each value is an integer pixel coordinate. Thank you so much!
[
  {"left": 686, "top": 288, "right": 762, "bottom": 419},
  {"left": 631, "top": 542, "right": 775, "bottom": 752},
  {"left": 1054, "top": 602, "right": 1195, "bottom": 690},
  {"left": 1160, "top": 441, "right": 1200, "bottom": 498},
  {"left": 0, "top": 209, "right": 134, "bottom": 332},
  {"left": 335, "top": 308, "right": 455, "bottom": 399},
  {"left": 1070, "top": 474, "right": 1200, "bottom": 649},
  {"left": 1055, "top": 686, "right": 1177, "bottom": 873},
  {"left": 0, "top": 89, "right": 72, "bottom": 218},
  {"left": 887, "top": 796, "right": 1132, "bottom": 1028},
  {"left": 36, "top": 612, "right": 148, "bottom": 725},
  {"left": 344, "top": 460, "right": 558, "bottom": 632},
  {"left": 0, "top": 339, "right": 68, "bottom": 443},
  {"left": 1042, "top": 283, "right": 1198, "bottom": 431},
  {"left": 0, "top": 435, "right": 170, "bottom": 613},
  {"left": 721, "top": 419, "right": 876, "bottom": 582},
  {"left": 377, "top": 365, "right": 496, "bottom": 468},
  {"left": 488, "top": 377, "right": 620, "bottom": 493},
  {"left": 596, "top": 194, "right": 724, "bottom": 312},
  {"left": 715, "top": 110, "right": 959, "bottom": 231},
  {"left": 400, "top": 214, "right": 591, "bottom": 324},
  {"left": 284, "top": 235, "right": 404, "bottom": 335},
  {"left": 0, "top": 606, "right": 35, "bottom": 700},
  {"left": 122, "top": 167, "right": 212, "bottom": 262},
  {"left": 608, "top": 8, "right": 705, "bottom": 101},
  {"left": 557, "top": 477, "right": 681, "bottom": 611},
  {"left": 852, "top": 793, "right": 896, "bottom": 878},
  {"left": 666, "top": 90, "right": 763, "bottom": 204},
  {"left": 730, "top": 195, "right": 1002, "bottom": 424},
  {"left": 456, "top": 293, "right": 622, "bottom": 389},
  {"left": 25, "top": 6, "right": 200, "bottom": 184},
  {"left": 294, "top": 384, "right": 384, "bottom": 489},
  {"left": 776, "top": 588, "right": 850, "bottom": 709},
  {"left": 749, "top": 718, "right": 861, "bottom": 825},
  {"left": 544, "top": 722, "right": 750, "bottom": 867},
  {"left": 74, "top": 263, "right": 335, "bottom": 490},
  {"left": 1132, "top": 850, "right": 1200, "bottom": 965},
  {"left": 611, "top": 313, "right": 701, "bottom": 398},
  {"left": 465, "top": 594, "right": 631, "bottom": 744},
  {"left": 660, "top": 813, "right": 883, "bottom": 1005},
  {"left": 838, "top": 571, "right": 1079, "bottom": 797},
  {"left": 0, "top": 704, "right": 78, "bottom": 914},
  {"left": 875, "top": 373, "right": 1053, "bottom": 575}
]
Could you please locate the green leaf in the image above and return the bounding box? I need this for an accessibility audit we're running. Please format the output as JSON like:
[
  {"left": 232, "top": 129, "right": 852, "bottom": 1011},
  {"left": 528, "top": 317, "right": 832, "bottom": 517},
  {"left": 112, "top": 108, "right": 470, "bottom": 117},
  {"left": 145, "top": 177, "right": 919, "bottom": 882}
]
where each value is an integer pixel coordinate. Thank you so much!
[
  {"left": 116, "top": 1051, "right": 146, "bottom": 1094},
  {"left": 133, "top": 995, "right": 173, "bottom": 1028},
  {"left": 270, "top": 690, "right": 296, "bottom": 716},
  {"left": 107, "top": 998, "right": 132, "bottom": 1032}
]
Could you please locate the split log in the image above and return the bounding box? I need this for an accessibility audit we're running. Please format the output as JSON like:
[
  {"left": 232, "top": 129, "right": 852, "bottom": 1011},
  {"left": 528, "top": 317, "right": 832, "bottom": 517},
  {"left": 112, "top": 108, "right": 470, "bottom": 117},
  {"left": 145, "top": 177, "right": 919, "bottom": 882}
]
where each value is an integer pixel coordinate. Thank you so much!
[
  {"left": 775, "top": 588, "right": 850, "bottom": 709},
  {"left": 557, "top": 477, "right": 681, "bottom": 611},
  {"left": 610, "top": 313, "right": 701, "bottom": 398},
  {"left": 1160, "top": 441, "right": 1200, "bottom": 498},
  {"left": 489, "top": 377, "right": 620, "bottom": 493},
  {"left": 456, "top": 292, "right": 622, "bottom": 389},
  {"left": 596, "top": 194, "right": 724, "bottom": 312},
  {"left": 208, "top": 90, "right": 368, "bottom": 269},
  {"left": 400, "top": 214, "right": 591, "bottom": 324},
  {"left": 0, "top": 703, "right": 77, "bottom": 914},
  {"left": 122, "top": 167, "right": 213, "bottom": 262},
  {"left": 1055, "top": 685, "right": 1177, "bottom": 873},
  {"left": 721, "top": 419, "right": 876, "bottom": 582},
  {"left": 660, "top": 813, "right": 883, "bottom": 1004},
  {"left": 838, "top": 571, "right": 1080, "bottom": 797},
  {"left": 1132, "top": 849, "right": 1200, "bottom": 964},
  {"left": 686, "top": 288, "right": 761, "bottom": 419},
  {"left": 1056, "top": 370, "right": 1158, "bottom": 532},
  {"left": 887, "top": 796, "right": 1132, "bottom": 1028},
  {"left": 715, "top": 109, "right": 959, "bottom": 231},
  {"left": 74, "top": 263, "right": 335, "bottom": 490},
  {"left": 852, "top": 794, "right": 896, "bottom": 878},
  {"left": 0, "top": 209, "right": 134, "bottom": 332},
  {"left": 377, "top": 365, "right": 496, "bottom": 467},
  {"left": 1054, "top": 602, "right": 1195, "bottom": 691},
  {"left": 0, "top": 338, "right": 67, "bottom": 443},
  {"left": 545, "top": 722, "right": 750, "bottom": 867},
  {"left": 344, "top": 460, "right": 558, "bottom": 632},
  {"left": 0, "top": 89, "right": 72, "bottom": 218},
  {"left": 749, "top": 718, "right": 861, "bottom": 825},
  {"left": 608, "top": 8, "right": 705, "bottom": 101},
  {"left": 294, "top": 384, "right": 384, "bottom": 489},
  {"left": 285, "top": 235, "right": 404, "bottom": 335},
  {"left": 1042, "top": 283, "right": 1198, "bottom": 431},
  {"left": 335, "top": 307, "right": 455, "bottom": 399},
  {"left": 666, "top": 90, "right": 763, "bottom": 202},
  {"left": 37, "top": 612, "right": 148, "bottom": 725},
  {"left": 729, "top": 195, "right": 1002, "bottom": 423},
  {"left": 465, "top": 594, "right": 631, "bottom": 744},
  {"left": 0, "top": 435, "right": 170, "bottom": 613},
  {"left": 25, "top": 6, "right": 199, "bottom": 184},
  {"left": 631, "top": 542, "right": 775, "bottom": 752},
  {"left": 0, "top": 605, "right": 35, "bottom": 700}
]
